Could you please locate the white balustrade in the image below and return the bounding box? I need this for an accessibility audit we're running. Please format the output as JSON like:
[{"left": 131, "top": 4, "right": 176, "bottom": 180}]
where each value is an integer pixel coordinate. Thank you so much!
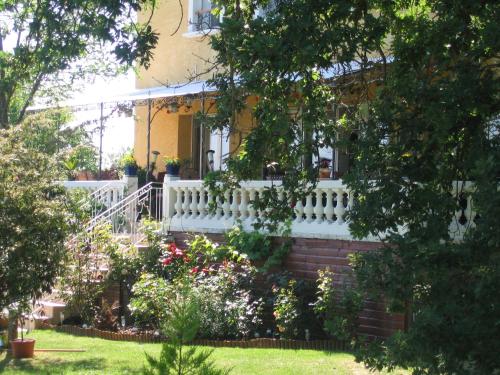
[
  {"left": 163, "top": 179, "right": 354, "bottom": 240},
  {"left": 162, "top": 178, "right": 477, "bottom": 241}
]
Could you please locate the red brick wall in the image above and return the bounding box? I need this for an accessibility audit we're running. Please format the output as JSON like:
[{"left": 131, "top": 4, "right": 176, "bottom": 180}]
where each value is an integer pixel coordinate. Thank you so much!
[{"left": 172, "top": 232, "right": 405, "bottom": 338}]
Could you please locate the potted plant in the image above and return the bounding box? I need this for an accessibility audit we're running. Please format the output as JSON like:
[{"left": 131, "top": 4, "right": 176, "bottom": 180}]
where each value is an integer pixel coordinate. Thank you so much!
[
  {"left": 120, "top": 150, "right": 138, "bottom": 176},
  {"left": 10, "top": 300, "right": 36, "bottom": 359},
  {"left": 164, "top": 156, "right": 181, "bottom": 176}
]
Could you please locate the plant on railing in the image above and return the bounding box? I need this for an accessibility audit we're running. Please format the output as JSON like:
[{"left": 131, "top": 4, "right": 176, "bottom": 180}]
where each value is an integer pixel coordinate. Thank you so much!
[{"left": 312, "top": 268, "right": 363, "bottom": 343}]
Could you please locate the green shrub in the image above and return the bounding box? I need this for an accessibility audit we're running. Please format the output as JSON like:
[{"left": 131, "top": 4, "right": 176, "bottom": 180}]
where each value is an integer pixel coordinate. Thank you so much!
[
  {"left": 129, "top": 273, "right": 172, "bottom": 330},
  {"left": 143, "top": 280, "right": 229, "bottom": 375},
  {"left": 273, "top": 279, "right": 301, "bottom": 339},
  {"left": 224, "top": 226, "right": 290, "bottom": 272},
  {"left": 194, "top": 261, "right": 262, "bottom": 339},
  {"left": 60, "top": 223, "right": 118, "bottom": 325},
  {"left": 312, "top": 268, "right": 363, "bottom": 342}
]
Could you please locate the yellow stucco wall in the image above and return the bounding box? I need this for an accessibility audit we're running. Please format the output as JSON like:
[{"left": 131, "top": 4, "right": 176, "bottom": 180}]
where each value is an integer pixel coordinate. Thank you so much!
[
  {"left": 136, "top": 0, "right": 217, "bottom": 88},
  {"left": 134, "top": 103, "right": 181, "bottom": 168}
]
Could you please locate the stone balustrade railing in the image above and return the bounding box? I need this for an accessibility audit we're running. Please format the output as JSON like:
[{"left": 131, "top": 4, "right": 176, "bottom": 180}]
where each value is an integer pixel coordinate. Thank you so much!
[
  {"left": 162, "top": 178, "right": 477, "bottom": 241},
  {"left": 162, "top": 177, "right": 357, "bottom": 240}
]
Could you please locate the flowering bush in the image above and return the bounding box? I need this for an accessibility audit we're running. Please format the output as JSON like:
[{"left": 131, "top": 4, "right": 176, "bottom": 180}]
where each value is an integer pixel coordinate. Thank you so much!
[
  {"left": 273, "top": 279, "right": 301, "bottom": 339},
  {"left": 312, "top": 268, "right": 363, "bottom": 342},
  {"left": 159, "top": 242, "right": 199, "bottom": 281},
  {"left": 129, "top": 273, "right": 173, "bottom": 330},
  {"left": 194, "top": 260, "right": 262, "bottom": 339}
]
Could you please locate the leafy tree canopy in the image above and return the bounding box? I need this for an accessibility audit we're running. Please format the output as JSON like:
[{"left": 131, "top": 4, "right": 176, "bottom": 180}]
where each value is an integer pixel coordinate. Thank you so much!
[
  {"left": 0, "top": 118, "right": 74, "bottom": 309},
  {"left": 208, "top": 0, "right": 500, "bottom": 373},
  {"left": 0, "top": 0, "right": 159, "bottom": 127}
]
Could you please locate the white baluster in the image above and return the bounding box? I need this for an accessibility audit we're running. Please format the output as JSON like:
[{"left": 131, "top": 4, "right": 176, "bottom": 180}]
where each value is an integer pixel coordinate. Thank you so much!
[
  {"left": 230, "top": 189, "right": 240, "bottom": 220},
  {"left": 294, "top": 197, "right": 304, "bottom": 223},
  {"left": 182, "top": 187, "right": 191, "bottom": 219},
  {"left": 106, "top": 190, "right": 111, "bottom": 208},
  {"left": 215, "top": 194, "right": 223, "bottom": 219},
  {"left": 175, "top": 187, "right": 183, "bottom": 218},
  {"left": 334, "top": 188, "right": 346, "bottom": 224},
  {"left": 198, "top": 186, "right": 206, "bottom": 219},
  {"left": 304, "top": 193, "right": 314, "bottom": 223},
  {"left": 314, "top": 188, "right": 324, "bottom": 223},
  {"left": 223, "top": 190, "right": 231, "bottom": 219},
  {"left": 256, "top": 188, "right": 264, "bottom": 219},
  {"left": 206, "top": 189, "right": 214, "bottom": 218},
  {"left": 324, "top": 188, "right": 334, "bottom": 222},
  {"left": 239, "top": 188, "right": 248, "bottom": 221},
  {"left": 190, "top": 187, "right": 199, "bottom": 218},
  {"left": 248, "top": 188, "right": 256, "bottom": 222}
]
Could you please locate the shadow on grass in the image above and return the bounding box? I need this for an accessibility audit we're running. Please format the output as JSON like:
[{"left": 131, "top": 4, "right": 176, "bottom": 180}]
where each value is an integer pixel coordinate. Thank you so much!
[{"left": 0, "top": 351, "right": 143, "bottom": 375}]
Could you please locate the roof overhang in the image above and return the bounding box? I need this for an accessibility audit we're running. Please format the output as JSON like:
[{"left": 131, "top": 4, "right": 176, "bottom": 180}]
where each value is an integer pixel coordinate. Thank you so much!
[{"left": 28, "top": 80, "right": 216, "bottom": 112}]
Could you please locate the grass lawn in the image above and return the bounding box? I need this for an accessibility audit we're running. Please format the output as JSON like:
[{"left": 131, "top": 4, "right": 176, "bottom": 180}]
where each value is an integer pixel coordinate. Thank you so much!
[{"left": 0, "top": 330, "right": 407, "bottom": 375}]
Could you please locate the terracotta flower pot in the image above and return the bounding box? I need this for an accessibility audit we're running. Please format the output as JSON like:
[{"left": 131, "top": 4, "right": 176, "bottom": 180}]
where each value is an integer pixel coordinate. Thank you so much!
[{"left": 11, "top": 338, "right": 36, "bottom": 359}]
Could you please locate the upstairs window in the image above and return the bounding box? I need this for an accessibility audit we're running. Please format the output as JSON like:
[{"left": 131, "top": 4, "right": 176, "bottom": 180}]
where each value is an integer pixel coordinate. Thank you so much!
[{"left": 188, "top": 0, "right": 222, "bottom": 33}]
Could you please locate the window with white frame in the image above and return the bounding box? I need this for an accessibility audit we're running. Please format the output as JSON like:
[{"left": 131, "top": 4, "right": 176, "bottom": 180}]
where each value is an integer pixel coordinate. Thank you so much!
[{"left": 187, "top": 0, "right": 222, "bottom": 33}]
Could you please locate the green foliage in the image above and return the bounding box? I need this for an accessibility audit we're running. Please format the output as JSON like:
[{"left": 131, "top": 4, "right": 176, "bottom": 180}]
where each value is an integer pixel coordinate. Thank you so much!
[
  {"left": 143, "top": 281, "right": 230, "bottom": 375},
  {"left": 312, "top": 268, "right": 363, "bottom": 342},
  {"left": 272, "top": 280, "right": 301, "bottom": 339},
  {"left": 225, "top": 226, "right": 291, "bottom": 272},
  {"left": 163, "top": 156, "right": 181, "bottom": 166},
  {"left": 60, "top": 223, "right": 119, "bottom": 325},
  {"left": 128, "top": 232, "right": 262, "bottom": 337},
  {"left": 0, "top": 0, "right": 158, "bottom": 128},
  {"left": 194, "top": 261, "right": 262, "bottom": 339},
  {"left": 188, "top": 235, "right": 242, "bottom": 263},
  {"left": 0, "top": 122, "right": 71, "bottom": 310},
  {"left": 9, "top": 110, "right": 98, "bottom": 179},
  {"left": 129, "top": 273, "right": 172, "bottom": 330},
  {"left": 209, "top": 0, "right": 500, "bottom": 373}
]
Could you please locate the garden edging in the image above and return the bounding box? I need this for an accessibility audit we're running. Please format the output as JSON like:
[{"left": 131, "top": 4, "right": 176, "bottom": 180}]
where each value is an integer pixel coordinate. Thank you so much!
[{"left": 40, "top": 324, "right": 348, "bottom": 351}]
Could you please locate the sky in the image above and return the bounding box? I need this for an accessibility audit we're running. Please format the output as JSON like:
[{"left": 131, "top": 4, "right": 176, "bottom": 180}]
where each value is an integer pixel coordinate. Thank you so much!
[
  {"left": 2, "top": 28, "right": 135, "bottom": 168},
  {"left": 70, "top": 71, "right": 136, "bottom": 168}
]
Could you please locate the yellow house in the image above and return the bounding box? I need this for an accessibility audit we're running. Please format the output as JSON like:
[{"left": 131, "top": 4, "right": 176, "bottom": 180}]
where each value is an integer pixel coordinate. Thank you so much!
[
  {"left": 133, "top": 0, "right": 255, "bottom": 180},
  {"left": 133, "top": 0, "right": 366, "bottom": 181}
]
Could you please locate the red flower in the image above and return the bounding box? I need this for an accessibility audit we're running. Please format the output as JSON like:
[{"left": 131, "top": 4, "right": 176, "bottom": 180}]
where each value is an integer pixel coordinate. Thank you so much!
[
  {"left": 183, "top": 256, "right": 191, "bottom": 263},
  {"left": 169, "top": 243, "right": 177, "bottom": 252},
  {"left": 162, "top": 257, "right": 173, "bottom": 266},
  {"left": 202, "top": 268, "right": 209, "bottom": 275},
  {"left": 190, "top": 266, "right": 199, "bottom": 274}
]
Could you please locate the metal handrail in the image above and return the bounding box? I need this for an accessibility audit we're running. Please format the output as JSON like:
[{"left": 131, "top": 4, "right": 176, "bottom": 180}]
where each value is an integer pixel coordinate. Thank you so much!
[{"left": 85, "top": 182, "right": 163, "bottom": 244}]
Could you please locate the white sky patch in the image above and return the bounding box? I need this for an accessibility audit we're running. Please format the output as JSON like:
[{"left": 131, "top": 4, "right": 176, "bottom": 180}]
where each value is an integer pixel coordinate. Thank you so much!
[{"left": 68, "top": 71, "right": 135, "bottom": 168}]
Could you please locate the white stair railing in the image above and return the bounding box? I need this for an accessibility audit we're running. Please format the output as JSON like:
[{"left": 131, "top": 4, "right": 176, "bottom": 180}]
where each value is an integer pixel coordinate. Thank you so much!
[{"left": 86, "top": 182, "right": 163, "bottom": 244}]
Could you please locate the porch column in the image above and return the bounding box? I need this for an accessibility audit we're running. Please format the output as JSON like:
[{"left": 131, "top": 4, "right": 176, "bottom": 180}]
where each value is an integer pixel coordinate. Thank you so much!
[{"left": 163, "top": 175, "right": 180, "bottom": 228}]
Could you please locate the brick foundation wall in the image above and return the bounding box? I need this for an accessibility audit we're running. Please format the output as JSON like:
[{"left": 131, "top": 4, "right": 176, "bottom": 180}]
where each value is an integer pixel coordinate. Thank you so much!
[{"left": 171, "top": 232, "right": 405, "bottom": 339}]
